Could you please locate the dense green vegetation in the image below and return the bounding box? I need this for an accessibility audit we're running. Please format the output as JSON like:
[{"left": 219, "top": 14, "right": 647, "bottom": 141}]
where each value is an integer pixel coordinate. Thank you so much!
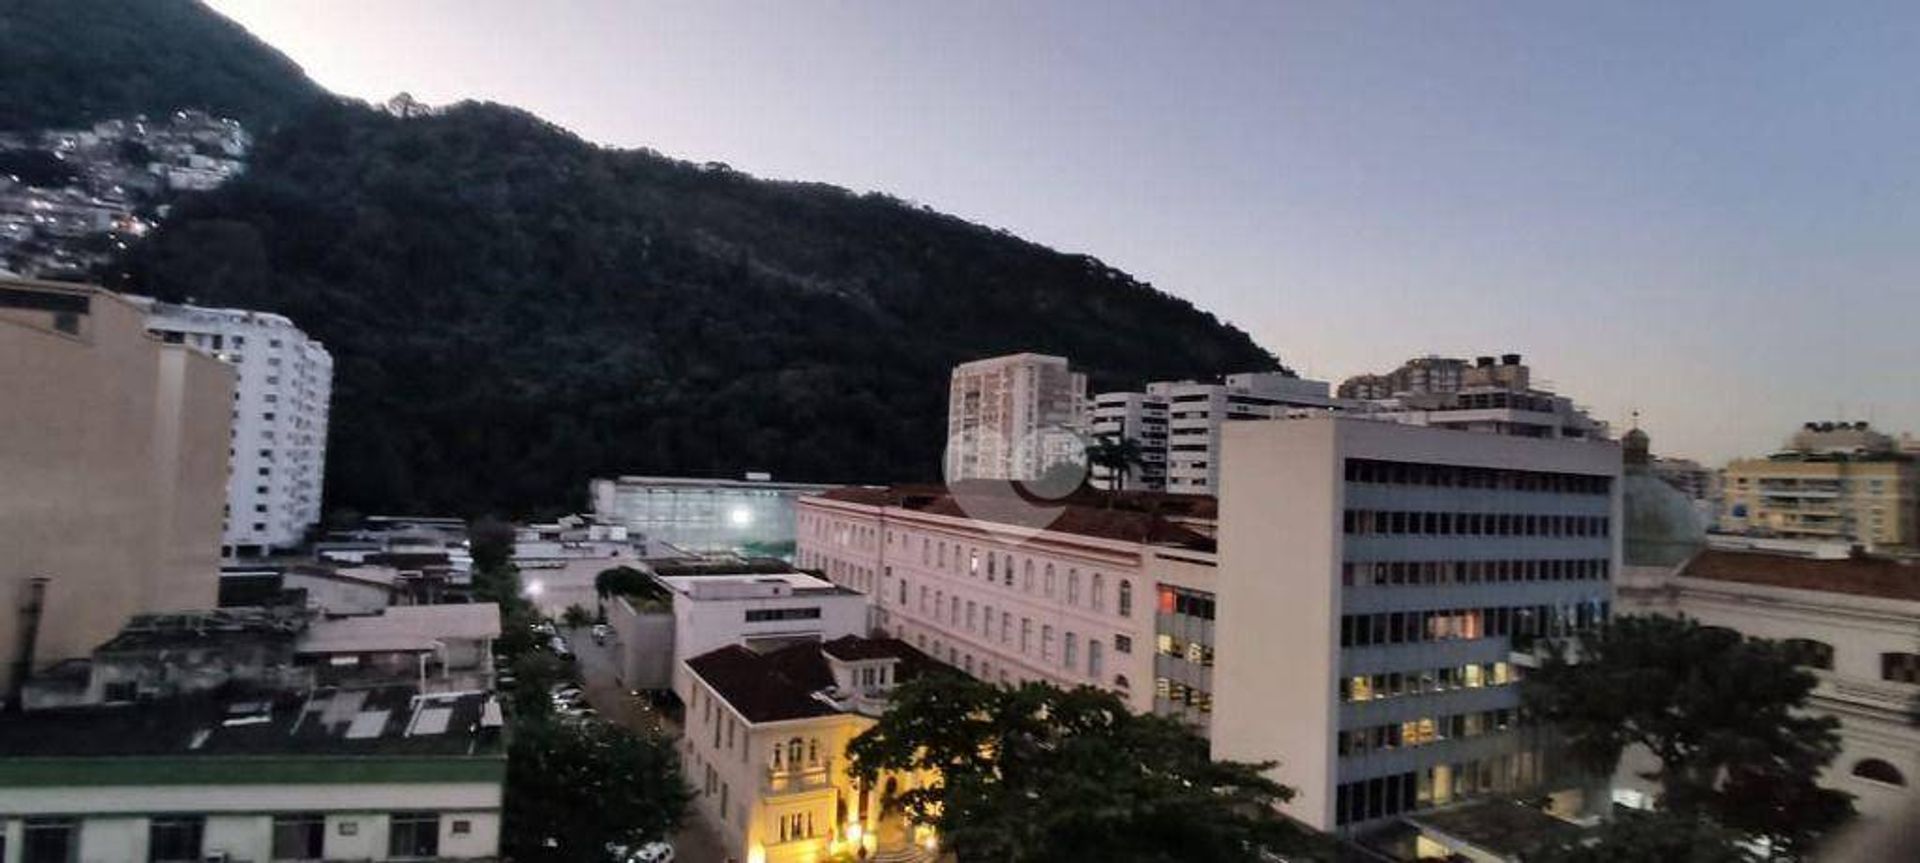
[
  {"left": 1524, "top": 615, "right": 1852, "bottom": 860},
  {"left": 0, "top": 0, "right": 322, "bottom": 130},
  {"left": 6, "top": 0, "right": 1281, "bottom": 516},
  {"left": 847, "top": 674, "right": 1324, "bottom": 862},
  {"left": 119, "top": 98, "right": 1282, "bottom": 514}
]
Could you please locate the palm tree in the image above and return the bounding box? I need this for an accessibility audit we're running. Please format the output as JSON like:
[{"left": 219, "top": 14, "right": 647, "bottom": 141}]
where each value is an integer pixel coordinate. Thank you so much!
[{"left": 1085, "top": 433, "right": 1147, "bottom": 506}]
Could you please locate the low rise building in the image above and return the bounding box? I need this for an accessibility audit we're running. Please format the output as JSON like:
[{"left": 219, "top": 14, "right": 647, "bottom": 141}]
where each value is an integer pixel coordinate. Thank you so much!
[
  {"left": 602, "top": 558, "right": 868, "bottom": 699},
  {"left": 591, "top": 475, "right": 836, "bottom": 558},
  {"left": 0, "top": 685, "right": 506, "bottom": 862},
  {"left": 681, "top": 635, "right": 940, "bottom": 863}
]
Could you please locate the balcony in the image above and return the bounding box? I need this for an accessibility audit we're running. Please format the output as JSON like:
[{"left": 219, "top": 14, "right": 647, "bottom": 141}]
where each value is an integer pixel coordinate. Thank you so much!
[
  {"left": 1815, "top": 674, "right": 1920, "bottom": 717},
  {"left": 764, "top": 756, "right": 834, "bottom": 795}
]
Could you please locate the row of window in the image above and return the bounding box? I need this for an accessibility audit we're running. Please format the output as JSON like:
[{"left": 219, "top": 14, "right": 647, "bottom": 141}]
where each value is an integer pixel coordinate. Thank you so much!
[
  {"left": 1344, "top": 509, "right": 1610, "bottom": 539},
  {"left": 1156, "top": 677, "right": 1213, "bottom": 713},
  {"left": 1157, "top": 585, "right": 1216, "bottom": 620},
  {"left": 744, "top": 607, "right": 822, "bottom": 623},
  {"left": 1340, "top": 661, "right": 1517, "bottom": 703},
  {"left": 1345, "top": 458, "right": 1611, "bottom": 496},
  {"left": 909, "top": 585, "right": 1117, "bottom": 679},
  {"left": 1338, "top": 708, "right": 1519, "bottom": 757},
  {"left": 17, "top": 812, "right": 453, "bottom": 863},
  {"left": 1334, "top": 750, "right": 1545, "bottom": 827},
  {"left": 1342, "top": 557, "right": 1611, "bottom": 587},
  {"left": 1155, "top": 633, "right": 1214, "bottom": 666},
  {"left": 1339, "top": 601, "right": 1609, "bottom": 648}
]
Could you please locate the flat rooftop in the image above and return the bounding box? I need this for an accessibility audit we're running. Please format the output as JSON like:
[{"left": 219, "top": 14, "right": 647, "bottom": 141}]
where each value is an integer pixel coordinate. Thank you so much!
[
  {"left": 299, "top": 603, "right": 502, "bottom": 654},
  {"left": 1682, "top": 548, "right": 1920, "bottom": 603},
  {"left": 0, "top": 685, "right": 503, "bottom": 760}
]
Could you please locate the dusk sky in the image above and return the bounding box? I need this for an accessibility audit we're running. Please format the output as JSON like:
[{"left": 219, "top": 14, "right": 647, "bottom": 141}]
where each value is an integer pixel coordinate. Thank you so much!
[{"left": 206, "top": 0, "right": 1920, "bottom": 465}]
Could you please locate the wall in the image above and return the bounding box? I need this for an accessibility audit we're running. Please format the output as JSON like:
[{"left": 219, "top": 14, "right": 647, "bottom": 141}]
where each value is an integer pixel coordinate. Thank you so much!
[
  {"left": 0, "top": 281, "right": 230, "bottom": 694},
  {"left": 670, "top": 589, "right": 867, "bottom": 703},
  {"left": 608, "top": 595, "right": 675, "bottom": 690}
]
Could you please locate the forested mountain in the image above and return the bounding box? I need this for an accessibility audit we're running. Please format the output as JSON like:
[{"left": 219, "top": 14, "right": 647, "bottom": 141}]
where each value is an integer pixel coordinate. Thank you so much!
[
  {"left": 0, "top": 0, "right": 322, "bottom": 130},
  {"left": 10, "top": 1, "right": 1285, "bottom": 515}
]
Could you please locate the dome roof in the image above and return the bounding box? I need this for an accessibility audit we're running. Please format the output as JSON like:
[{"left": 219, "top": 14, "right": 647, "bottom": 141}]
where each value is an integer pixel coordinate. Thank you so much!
[{"left": 1623, "top": 470, "right": 1705, "bottom": 567}]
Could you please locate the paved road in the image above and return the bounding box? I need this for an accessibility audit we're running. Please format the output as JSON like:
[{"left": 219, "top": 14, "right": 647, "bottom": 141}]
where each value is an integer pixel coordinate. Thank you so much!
[{"left": 563, "top": 627, "right": 733, "bottom": 863}]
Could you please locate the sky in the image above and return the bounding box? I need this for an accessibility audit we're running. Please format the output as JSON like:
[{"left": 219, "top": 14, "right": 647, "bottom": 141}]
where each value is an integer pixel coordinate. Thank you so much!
[{"left": 205, "top": 0, "right": 1920, "bottom": 465}]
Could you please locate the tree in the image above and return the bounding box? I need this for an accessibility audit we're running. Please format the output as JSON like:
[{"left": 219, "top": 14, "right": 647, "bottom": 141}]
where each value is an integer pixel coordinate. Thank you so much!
[
  {"left": 468, "top": 516, "right": 516, "bottom": 577},
  {"left": 1523, "top": 808, "right": 1753, "bottom": 863},
  {"left": 502, "top": 719, "right": 689, "bottom": 862},
  {"left": 846, "top": 674, "right": 1320, "bottom": 862},
  {"left": 593, "top": 566, "right": 650, "bottom": 601},
  {"left": 561, "top": 604, "right": 593, "bottom": 629},
  {"left": 1084, "top": 433, "right": 1146, "bottom": 504},
  {"left": 1523, "top": 615, "right": 1851, "bottom": 857}
]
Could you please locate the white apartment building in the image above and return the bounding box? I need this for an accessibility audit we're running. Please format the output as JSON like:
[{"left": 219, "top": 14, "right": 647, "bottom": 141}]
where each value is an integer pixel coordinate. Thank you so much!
[
  {"left": 1149, "top": 373, "right": 1337, "bottom": 493},
  {"left": 797, "top": 485, "right": 1222, "bottom": 726},
  {"left": 1089, "top": 391, "right": 1169, "bottom": 490},
  {"left": 135, "top": 297, "right": 334, "bottom": 556},
  {"left": 1210, "top": 417, "right": 1622, "bottom": 835},
  {"left": 945, "top": 353, "right": 1088, "bottom": 483}
]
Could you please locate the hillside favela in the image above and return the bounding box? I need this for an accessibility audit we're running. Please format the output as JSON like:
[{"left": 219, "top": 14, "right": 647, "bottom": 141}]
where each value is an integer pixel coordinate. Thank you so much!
[{"left": 2, "top": 2, "right": 1917, "bottom": 862}]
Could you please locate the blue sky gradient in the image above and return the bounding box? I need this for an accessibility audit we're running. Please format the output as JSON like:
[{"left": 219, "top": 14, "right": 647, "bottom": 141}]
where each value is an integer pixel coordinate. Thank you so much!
[{"left": 207, "top": 0, "right": 1920, "bottom": 464}]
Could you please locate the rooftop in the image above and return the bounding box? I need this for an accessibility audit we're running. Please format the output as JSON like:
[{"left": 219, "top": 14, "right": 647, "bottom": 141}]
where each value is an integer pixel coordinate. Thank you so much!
[
  {"left": 814, "top": 481, "right": 1217, "bottom": 549},
  {"left": 0, "top": 685, "right": 503, "bottom": 761},
  {"left": 1404, "top": 800, "right": 1584, "bottom": 859},
  {"left": 298, "top": 603, "right": 502, "bottom": 655},
  {"left": 1681, "top": 548, "right": 1920, "bottom": 603},
  {"left": 685, "top": 636, "right": 937, "bottom": 724}
]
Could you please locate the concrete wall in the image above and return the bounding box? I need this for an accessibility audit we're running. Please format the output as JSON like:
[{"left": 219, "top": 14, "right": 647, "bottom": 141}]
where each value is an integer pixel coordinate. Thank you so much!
[
  {"left": 608, "top": 595, "right": 675, "bottom": 691},
  {"left": 670, "top": 590, "right": 868, "bottom": 703},
  {"left": 0, "top": 280, "right": 230, "bottom": 694},
  {"left": 0, "top": 781, "right": 502, "bottom": 862}
]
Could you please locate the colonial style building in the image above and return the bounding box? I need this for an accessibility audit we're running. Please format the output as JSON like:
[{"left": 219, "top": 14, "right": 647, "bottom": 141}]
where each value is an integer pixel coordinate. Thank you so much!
[
  {"left": 797, "top": 484, "right": 1221, "bottom": 727},
  {"left": 681, "top": 635, "right": 939, "bottom": 863}
]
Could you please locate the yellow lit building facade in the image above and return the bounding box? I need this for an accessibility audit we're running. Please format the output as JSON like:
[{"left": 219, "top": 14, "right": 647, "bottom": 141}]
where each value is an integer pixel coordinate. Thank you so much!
[{"left": 1720, "top": 423, "right": 1919, "bottom": 550}]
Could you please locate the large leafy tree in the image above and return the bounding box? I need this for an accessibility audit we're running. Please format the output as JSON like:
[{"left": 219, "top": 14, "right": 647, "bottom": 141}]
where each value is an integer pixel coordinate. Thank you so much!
[
  {"left": 846, "top": 674, "right": 1320, "bottom": 862},
  {"left": 1523, "top": 615, "right": 1851, "bottom": 858},
  {"left": 503, "top": 718, "right": 689, "bottom": 862}
]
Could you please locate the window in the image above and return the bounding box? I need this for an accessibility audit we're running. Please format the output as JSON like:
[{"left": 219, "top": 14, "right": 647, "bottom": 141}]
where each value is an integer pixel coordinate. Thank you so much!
[
  {"left": 1023, "top": 560, "right": 1034, "bottom": 592},
  {"left": 1091, "top": 573, "right": 1105, "bottom": 610},
  {"left": 1114, "top": 634, "right": 1132, "bottom": 654},
  {"left": 745, "top": 607, "right": 822, "bottom": 622},
  {"left": 1045, "top": 564, "right": 1056, "bottom": 596},
  {"left": 1853, "top": 758, "right": 1906, "bottom": 787},
  {"left": 1068, "top": 570, "right": 1081, "bottom": 605},
  {"left": 23, "top": 818, "right": 77, "bottom": 863},
  {"left": 148, "top": 816, "right": 206, "bottom": 862},
  {"left": 1089, "top": 639, "right": 1104, "bottom": 676},
  {"left": 1118, "top": 580, "right": 1133, "bottom": 617},
  {"left": 1064, "top": 631, "right": 1078, "bottom": 669},
  {"left": 1783, "top": 638, "right": 1835, "bottom": 671},
  {"left": 1042, "top": 625, "right": 1056, "bottom": 660},
  {"left": 1883, "top": 652, "right": 1920, "bottom": 684},
  {"left": 388, "top": 813, "right": 439, "bottom": 859},
  {"left": 272, "top": 814, "right": 326, "bottom": 861},
  {"left": 1021, "top": 618, "right": 1033, "bottom": 653}
]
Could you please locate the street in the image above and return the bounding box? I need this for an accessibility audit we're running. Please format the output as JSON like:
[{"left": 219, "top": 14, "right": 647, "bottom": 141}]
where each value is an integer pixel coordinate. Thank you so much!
[{"left": 563, "top": 626, "right": 733, "bottom": 863}]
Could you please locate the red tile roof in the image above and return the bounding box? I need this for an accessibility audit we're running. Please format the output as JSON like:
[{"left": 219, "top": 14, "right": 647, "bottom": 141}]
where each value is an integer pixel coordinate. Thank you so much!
[
  {"left": 685, "top": 637, "right": 938, "bottom": 724},
  {"left": 1681, "top": 549, "right": 1920, "bottom": 603},
  {"left": 813, "top": 482, "right": 1216, "bottom": 548}
]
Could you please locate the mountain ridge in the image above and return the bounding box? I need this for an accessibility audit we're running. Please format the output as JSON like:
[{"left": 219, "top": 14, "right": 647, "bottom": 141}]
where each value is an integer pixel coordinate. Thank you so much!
[{"left": 9, "top": 1, "right": 1287, "bottom": 515}]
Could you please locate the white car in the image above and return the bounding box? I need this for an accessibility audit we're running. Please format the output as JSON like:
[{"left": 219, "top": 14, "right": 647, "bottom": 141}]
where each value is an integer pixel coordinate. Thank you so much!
[{"left": 607, "top": 841, "right": 674, "bottom": 863}]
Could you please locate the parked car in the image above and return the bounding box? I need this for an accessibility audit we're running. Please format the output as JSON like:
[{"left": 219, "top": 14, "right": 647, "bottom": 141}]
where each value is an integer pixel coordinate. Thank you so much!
[
  {"left": 608, "top": 841, "right": 674, "bottom": 863},
  {"left": 591, "top": 623, "right": 611, "bottom": 644},
  {"left": 549, "top": 635, "right": 572, "bottom": 658}
]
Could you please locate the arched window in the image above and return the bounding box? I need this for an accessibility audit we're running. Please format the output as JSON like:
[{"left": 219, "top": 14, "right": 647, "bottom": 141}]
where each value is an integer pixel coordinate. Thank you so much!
[
  {"left": 1044, "top": 564, "right": 1056, "bottom": 596},
  {"left": 1114, "top": 674, "right": 1131, "bottom": 689},
  {"left": 1091, "top": 573, "right": 1105, "bottom": 611},
  {"left": 1067, "top": 570, "right": 1081, "bottom": 605},
  {"left": 788, "top": 737, "right": 804, "bottom": 767},
  {"left": 1853, "top": 759, "right": 1906, "bottom": 787},
  {"left": 1118, "top": 580, "right": 1133, "bottom": 617},
  {"left": 1023, "top": 560, "right": 1034, "bottom": 592},
  {"left": 1782, "top": 638, "right": 1834, "bottom": 670},
  {"left": 807, "top": 738, "right": 819, "bottom": 765}
]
